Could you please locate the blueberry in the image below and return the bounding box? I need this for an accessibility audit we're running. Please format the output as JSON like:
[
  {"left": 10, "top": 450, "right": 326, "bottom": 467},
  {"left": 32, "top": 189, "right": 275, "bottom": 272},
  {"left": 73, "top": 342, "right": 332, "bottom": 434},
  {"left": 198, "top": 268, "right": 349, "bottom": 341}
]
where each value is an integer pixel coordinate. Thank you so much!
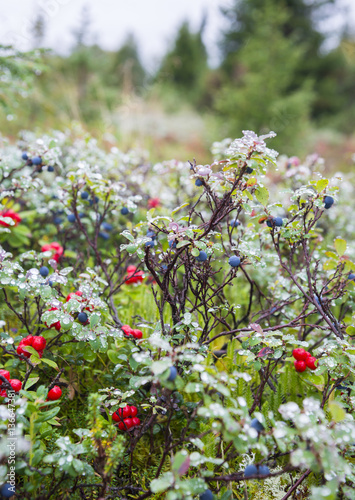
[
  {"left": 228, "top": 256, "right": 241, "bottom": 268},
  {"left": 121, "top": 207, "right": 129, "bottom": 215},
  {"left": 81, "top": 191, "right": 89, "bottom": 200},
  {"left": 89, "top": 196, "right": 99, "bottom": 206},
  {"left": 48, "top": 280, "right": 54, "bottom": 287},
  {"left": 266, "top": 219, "right": 273, "bottom": 228},
  {"left": 196, "top": 251, "right": 208, "bottom": 262},
  {"left": 246, "top": 166, "right": 253, "bottom": 174},
  {"left": 0, "top": 483, "right": 15, "bottom": 498},
  {"left": 199, "top": 490, "right": 213, "bottom": 500},
  {"left": 167, "top": 366, "right": 177, "bottom": 381},
  {"left": 195, "top": 179, "right": 203, "bottom": 187},
  {"left": 230, "top": 219, "right": 240, "bottom": 227},
  {"left": 169, "top": 240, "right": 177, "bottom": 249},
  {"left": 47, "top": 166, "right": 54, "bottom": 172},
  {"left": 21, "top": 152, "right": 28, "bottom": 161},
  {"left": 258, "top": 465, "right": 270, "bottom": 476},
  {"left": 99, "top": 232, "right": 109, "bottom": 240},
  {"left": 102, "top": 222, "right": 113, "bottom": 231},
  {"left": 32, "top": 156, "right": 42, "bottom": 165},
  {"left": 348, "top": 273, "right": 355, "bottom": 281},
  {"left": 244, "top": 464, "right": 258, "bottom": 477},
  {"left": 324, "top": 196, "right": 334, "bottom": 209},
  {"left": 53, "top": 217, "right": 63, "bottom": 225},
  {"left": 146, "top": 230, "right": 155, "bottom": 238},
  {"left": 274, "top": 217, "right": 283, "bottom": 227},
  {"left": 79, "top": 213, "right": 86, "bottom": 219},
  {"left": 78, "top": 312, "right": 88, "bottom": 324},
  {"left": 250, "top": 418, "right": 264, "bottom": 433},
  {"left": 39, "top": 266, "right": 49, "bottom": 277},
  {"left": 67, "top": 214, "right": 76, "bottom": 223},
  {"left": 145, "top": 240, "right": 155, "bottom": 248}
]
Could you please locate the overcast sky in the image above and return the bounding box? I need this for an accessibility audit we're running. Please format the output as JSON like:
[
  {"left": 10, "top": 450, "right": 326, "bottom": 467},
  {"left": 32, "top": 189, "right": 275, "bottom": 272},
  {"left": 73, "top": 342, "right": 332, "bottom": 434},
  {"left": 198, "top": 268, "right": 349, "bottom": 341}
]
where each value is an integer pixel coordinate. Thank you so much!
[{"left": 1, "top": 0, "right": 355, "bottom": 69}]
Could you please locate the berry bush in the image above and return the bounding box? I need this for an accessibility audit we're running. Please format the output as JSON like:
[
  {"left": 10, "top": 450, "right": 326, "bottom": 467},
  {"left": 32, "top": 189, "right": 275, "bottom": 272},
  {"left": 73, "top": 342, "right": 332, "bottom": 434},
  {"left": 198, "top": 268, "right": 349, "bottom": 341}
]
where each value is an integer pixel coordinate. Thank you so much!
[{"left": 0, "top": 129, "right": 355, "bottom": 499}]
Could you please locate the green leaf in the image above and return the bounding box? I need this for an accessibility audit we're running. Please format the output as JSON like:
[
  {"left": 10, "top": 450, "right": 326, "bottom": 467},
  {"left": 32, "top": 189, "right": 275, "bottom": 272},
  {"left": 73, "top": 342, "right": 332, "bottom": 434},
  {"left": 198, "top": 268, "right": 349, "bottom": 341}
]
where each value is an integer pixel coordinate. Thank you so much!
[
  {"left": 89, "top": 313, "right": 100, "bottom": 327},
  {"left": 41, "top": 358, "right": 59, "bottom": 370},
  {"left": 24, "top": 377, "right": 39, "bottom": 389},
  {"left": 191, "top": 248, "right": 200, "bottom": 257},
  {"left": 316, "top": 179, "right": 329, "bottom": 193},
  {"left": 328, "top": 401, "right": 346, "bottom": 422},
  {"left": 334, "top": 238, "right": 346, "bottom": 257},
  {"left": 171, "top": 203, "right": 189, "bottom": 215},
  {"left": 150, "top": 472, "right": 174, "bottom": 493},
  {"left": 255, "top": 186, "right": 269, "bottom": 206},
  {"left": 346, "top": 326, "right": 355, "bottom": 337}
]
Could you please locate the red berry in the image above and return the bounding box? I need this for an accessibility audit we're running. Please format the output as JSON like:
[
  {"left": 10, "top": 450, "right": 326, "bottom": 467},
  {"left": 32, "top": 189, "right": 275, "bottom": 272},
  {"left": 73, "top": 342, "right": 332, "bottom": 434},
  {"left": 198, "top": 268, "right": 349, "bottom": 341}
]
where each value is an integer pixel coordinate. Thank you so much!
[
  {"left": 132, "top": 417, "right": 140, "bottom": 427},
  {"left": 306, "top": 356, "right": 317, "bottom": 370},
  {"left": 66, "top": 291, "right": 83, "bottom": 302},
  {"left": 112, "top": 412, "right": 121, "bottom": 422},
  {"left": 304, "top": 351, "right": 311, "bottom": 358},
  {"left": 45, "top": 307, "right": 61, "bottom": 331},
  {"left": 123, "top": 418, "right": 133, "bottom": 429},
  {"left": 118, "top": 405, "right": 131, "bottom": 418},
  {"left": 130, "top": 406, "right": 138, "bottom": 418},
  {"left": 132, "top": 329, "right": 143, "bottom": 339},
  {"left": 9, "top": 379, "right": 22, "bottom": 392},
  {"left": 122, "top": 325, "right": 133, "bottom": 336},
  {"left": 118, "top": 421, "right": 125, "bottom": 430},
  {"left": 294, "top": 360, "right": 307, "bottom": 372},
  {"left": 37, "top": 350, "right": 44, "bottom": 359},
  {"left": 22, "top": 335, "right": 33, "bottom": 346},
  {"left": 17, "top": 343, "right": 30, "bottom": 358},
  {"left": 292, "top": 348, "right": 308, "bottom": 361},
  {"left": 0, "top": 370, "right": 10, "bottom": 386},
  {"left": 47, "top": 385, "right": 62, "bottom": 401},
  {"left": 32, "top": 336, "right": 46, "bottom": 351},
  {"left": 0, "top": 389, "right": 6, "bottom": 397}
]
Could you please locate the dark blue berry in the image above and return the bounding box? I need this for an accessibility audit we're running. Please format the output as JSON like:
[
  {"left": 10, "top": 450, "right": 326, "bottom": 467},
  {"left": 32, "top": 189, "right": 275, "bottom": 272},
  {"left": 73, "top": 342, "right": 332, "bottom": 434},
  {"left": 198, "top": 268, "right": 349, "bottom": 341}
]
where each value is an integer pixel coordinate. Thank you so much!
[
  {"left": 244, "top": 464, "right": 258, "bottom": 477},
  {"left": 0, "top": 483, "right": 15, "bottom": 498},
  {"left": 99, "top": 232, "right": 110, "bottom": 240},
  {"left": 78, "top": 312, "right": 88, "bottom": 324},
  {"left": 195, "top": 179, "right": 203, "bottom": 187},
  {"left": 145, "top": 240, "right": 155, "bottom": 248},
  {"left": 196, "top": 251, "right": 208, "bottom": 262},
  {"left": 47, "top": 166, "right": 54, "bottom": 172},
  {"left": 258, "top": 465, "right": 270, "bottom": 476},
  {"left": 246, "top": 166, "right": 253, "bottom": 174},
  {"left": 21, "top": 152, "right": 28, "bottom": 160},
  {"left": 230, "top": 219, "right": 240, "bottom": 227},
  {"left": 79, "top": 213, "right": 86, "bottom": 219},
  {"left": 274, "top": 217, "right": 283, "bottom": 227},
  {"left": 169, "top": 240, "right": 177, "bottom": 249},
  {"left": 81, "top": 191, "right": 89, "bottom": 200},
  {"left": 250, "top": 418, "right": 264, "bottom": 433},
  {"left": 199, "top": 490, "right": 213, "bottom": 500},
  {"left": 348, "top": 273, "right": 355, "bottom": 281},
  {"left": 228, "top": 256, "right": 241, "bottom": 268},
  {"left": 32, "top": 156, "right": 42, "bottom": 165},
  {"left": 67, "top": 214, "right": 76, "bottom": 223},
  {"left": 324, "top": 196, "right": 334, "bottom": 209},
  {"left": 53, "top": 217, "right": 63, "bottom": 225},
  {"left": 121, "top": 207, "right": 129, "bottom": 215},
  {"left": 146, "top": 230, "right": 155, "bottom": 238},
  {"left": 102, "top": 222, "right": 112, "bottom": 231},
  {"left": 167, "top": 366, "right": 177, "bottom": 381},
  {"left": 39, "top": 266, "right": 49, "bottom": 277}
]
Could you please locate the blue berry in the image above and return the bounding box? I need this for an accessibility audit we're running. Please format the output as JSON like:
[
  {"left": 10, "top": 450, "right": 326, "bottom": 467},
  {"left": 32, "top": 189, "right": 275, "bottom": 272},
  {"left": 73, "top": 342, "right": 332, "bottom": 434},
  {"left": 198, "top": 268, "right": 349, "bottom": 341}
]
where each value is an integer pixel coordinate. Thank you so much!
[
  {"left": 230, "top": 219, "right": 240, "bottom": 227},
  {"left": 21, "top": 152, "right": 28, "bottom": 161},
  {"left": 196, "top": 251, "right": 208, "bottom": 262},
  {"left": 145, "top": 240, "right": 155, "bottom": 248},
  {"left": 102, "top": 222, "right": 113, "bottom": 231},
  {"left": 258, "top": 465, "right": 270, "bottom": 476},
  {"left": 199, "top": 490, "right": 213, "bottom": 500},
  {"left": 32, "top": 156, "right": 42, "bottom": 165},
  {"left": 78, "top": 312, "right": 88, "bottom": 324},
  {"left": 167, "top": 366, "right": 177, "bottom": 381},
  {"left": 121, "top": 207, "right": 129, "bottom": 215},
  {"left": 146, "top": 230, "right": 155, "bottom": 238},
  {"left": 67, "top": 214, "right": 76, "bottom": 223},
  {"left": 169, "top": 240, "right": 177, "bottom": 249},
  {"left": 39, "top": 266, "right": 49, "bottom": 277},
  {"left": 274, "top": 217, "right": 283, "bottom": 227},
  {"left": 324, "top": 196, "right": 334, "bottom": 209},
  {"left": 195, "top": 179, "right": 203, "bottom": 187},
  {"left": 246, "top": 166, "right": 253, "bottom": 174},
  {"left": 53, "top": 217, "right": 63, "bottom": 225},
  {"left": 81, "top": 191, "right": 89, "bottom": 200},
  {"left": 48, "top": 280, "right": 54, "bottom": 287},
  {"left": 99, "top": 232, "right": 110, "bottom": 240},
  {"left": 79, "top": 212, "right": 86, "bottom": 219},
  {"left": 0, "top": 483, "right": 15, "bottom": 498},
  {"left": 228, "top": 256, "right": 241, "bottom": 268},
  {"left": 250, "top": 418, "right": 264, "bottom": 433},
  {"left": 244, "top": 464, "right": 258, "bottom": 477},
  {"left": 348, "top": 273, "right": 355, "bottom": 281},
  {"left": 89, "top": 196, "right": 99, "bottom": 206},
  {"left": 47, "top": 165, "right": 54, "bottom": 172}
]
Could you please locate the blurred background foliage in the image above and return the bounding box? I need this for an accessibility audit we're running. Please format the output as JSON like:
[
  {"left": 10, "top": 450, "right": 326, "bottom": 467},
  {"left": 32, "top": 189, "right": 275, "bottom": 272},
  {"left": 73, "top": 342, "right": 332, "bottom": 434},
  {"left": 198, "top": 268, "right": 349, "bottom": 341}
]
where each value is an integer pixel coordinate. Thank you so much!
[{"left": 1, "top": 0, "right": 355, "bottom": 165}]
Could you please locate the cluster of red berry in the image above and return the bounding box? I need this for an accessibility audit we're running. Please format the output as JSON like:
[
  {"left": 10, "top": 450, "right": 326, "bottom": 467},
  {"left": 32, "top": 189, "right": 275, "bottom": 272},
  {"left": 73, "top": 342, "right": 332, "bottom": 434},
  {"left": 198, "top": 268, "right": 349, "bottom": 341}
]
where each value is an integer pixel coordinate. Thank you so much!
[
  {"left": 112, "top": 404, "right": 140, "bottom": 430},
  {"left": 0, "top": 369, "right": 22, "bottom": 397},
  {"left": 41, "top": 241, "right": 63, "bottom": 262},
  {"left": 122, "top": 325, "right": 143, "bottom": 339},
  {"left": 125, "top": 265, "right": 144, "bottom": 284},
  {"left": 44, "top": 291, "right": 94, "bottom": 332},
  {"left": 292, "top": 348, "right": 317, "bottom": 372},
  {"left": 17, "top": 335, "right": 46, "bottom": 358}
]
